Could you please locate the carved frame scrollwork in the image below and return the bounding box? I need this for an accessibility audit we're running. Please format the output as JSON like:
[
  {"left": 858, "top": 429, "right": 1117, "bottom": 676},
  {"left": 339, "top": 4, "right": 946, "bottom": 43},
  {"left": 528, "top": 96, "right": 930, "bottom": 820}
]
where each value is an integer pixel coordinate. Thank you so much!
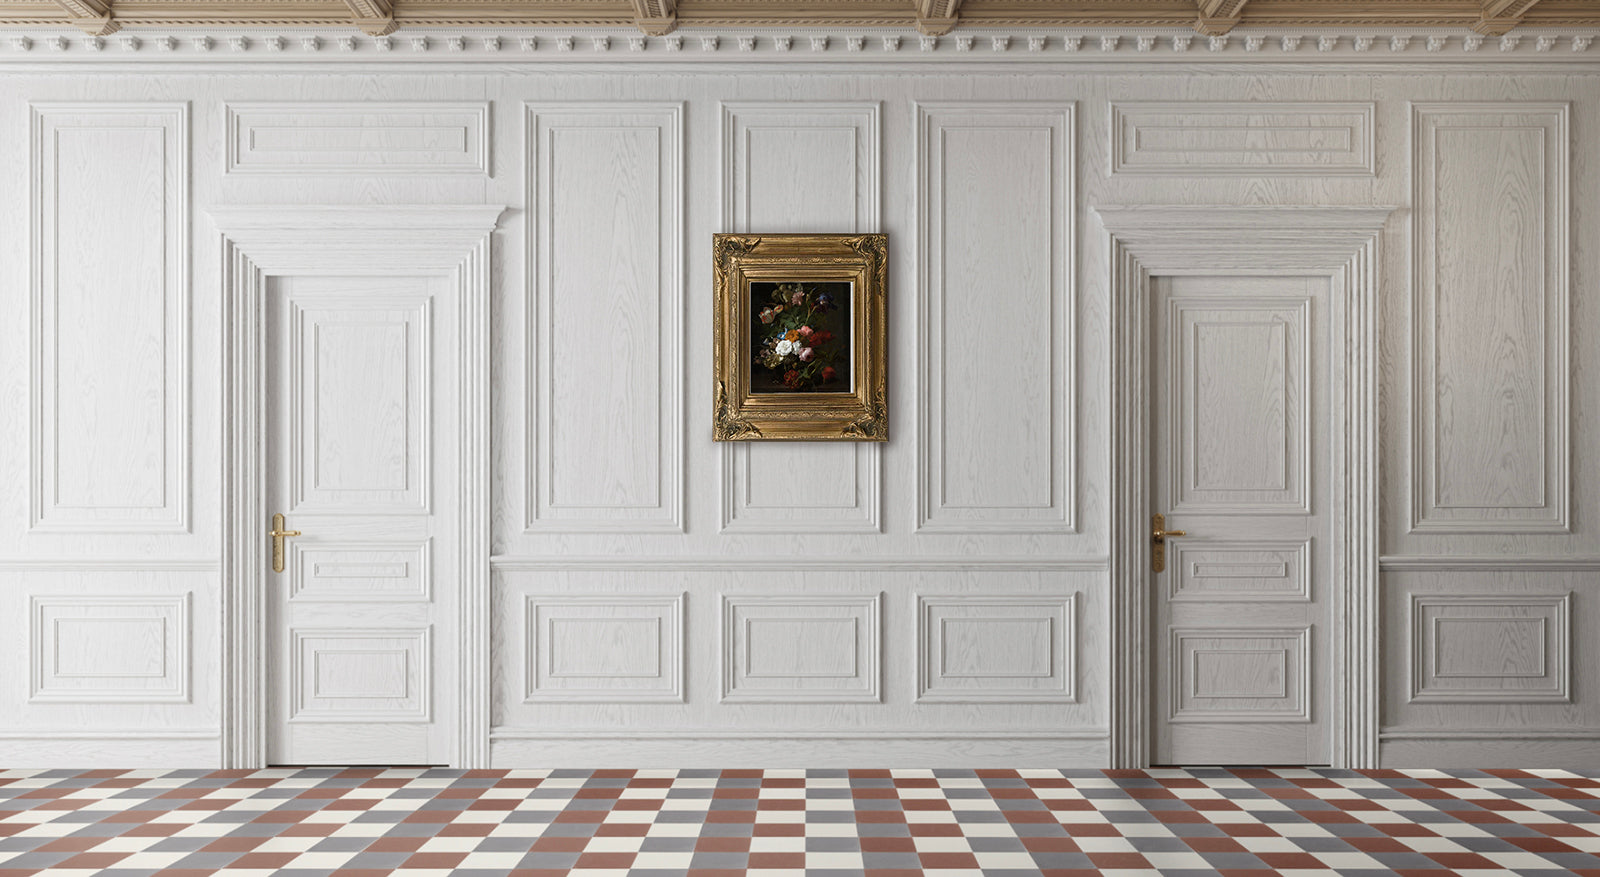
[{"left": 712, "top": 233, "right": 888, "bottom": 441}]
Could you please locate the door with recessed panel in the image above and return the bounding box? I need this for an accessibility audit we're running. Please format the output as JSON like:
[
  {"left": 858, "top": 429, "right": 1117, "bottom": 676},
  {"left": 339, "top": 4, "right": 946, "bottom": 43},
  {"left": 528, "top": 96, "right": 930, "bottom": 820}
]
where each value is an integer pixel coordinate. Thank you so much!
[
  {"left": 1151, "top": 275, "right": 1330, "bottom": 765},
  {"left": 266, "top": 274, "right": 456, "bottom": 765}
]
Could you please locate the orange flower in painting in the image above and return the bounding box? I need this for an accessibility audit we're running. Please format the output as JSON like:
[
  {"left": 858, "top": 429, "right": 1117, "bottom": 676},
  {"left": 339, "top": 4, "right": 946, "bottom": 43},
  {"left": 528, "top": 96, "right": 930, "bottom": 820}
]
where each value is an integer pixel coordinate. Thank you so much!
[{"left": 785, "top": 330, "right": 800, "bottom": 342}]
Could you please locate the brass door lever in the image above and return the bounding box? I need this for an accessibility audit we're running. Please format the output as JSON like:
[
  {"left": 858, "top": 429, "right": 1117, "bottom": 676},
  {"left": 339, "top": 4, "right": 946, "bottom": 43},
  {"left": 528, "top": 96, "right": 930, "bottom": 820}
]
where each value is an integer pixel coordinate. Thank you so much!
[
  {"left": 270, "top": 513, "right": 301, "bottom": 573},
  {"left": 1151, "top": 513, "right": 1186, "bottom": 573}
]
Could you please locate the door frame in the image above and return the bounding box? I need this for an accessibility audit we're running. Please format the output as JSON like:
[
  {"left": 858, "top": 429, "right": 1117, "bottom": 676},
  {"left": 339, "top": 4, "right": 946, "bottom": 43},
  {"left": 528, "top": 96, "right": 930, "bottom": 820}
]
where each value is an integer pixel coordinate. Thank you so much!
[
  {"left": 1098, "top": 206, "right": 1390, "bottom": 769},
  {"left": 212, "top": 205, "right": 503, "bottom": 768}
]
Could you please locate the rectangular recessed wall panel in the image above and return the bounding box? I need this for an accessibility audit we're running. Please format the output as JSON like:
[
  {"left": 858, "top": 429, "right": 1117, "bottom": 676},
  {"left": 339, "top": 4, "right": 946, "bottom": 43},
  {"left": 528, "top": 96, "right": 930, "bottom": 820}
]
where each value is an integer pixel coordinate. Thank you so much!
[
  {"left": 524, "top": 594, "right": 684, "bottom": 702},
  {"left": 917, "top": 102, "right": 1074, "bottom": 533},
  {"left": 30, "top": 594, "right": 190, "bottom": 702},
  {"left": 1171, "top": 541, "right": 1311, "bottom": 602},
  {"left": 30, "top": 103, "right": 188, "bottom": 533},
  {"left": 1412, "top": 103, "right": 1569, "bottom": 533},
  {"left": 527, "top": 104, "right": 682, "bottom": 533},
  {"left": 721, "top": 593, "right": 881, "bottom": 703},
  {"left": 1410, "top": 593, "right": 1570, "bottom": 703},
  {"left": 289, "top": 541, "right": 431, "bottom": 602},
  {"left": 291, "top": 628, "right": 431, "bottom": 721},
  {"left": 1111, "top": 102, "right": 1375, "bottom": 175},
  {"left": 1169, "top": 627, "right": 1310, "bottom": 722},
  {"left": 917, "top": 594, "right": 1076, "bottom": 702},
  {"left": 226, "top": 103, "right": 488, "bottom": 175},
  {"left": 720, "top": 103, "right": 881, "bottom": 533}
]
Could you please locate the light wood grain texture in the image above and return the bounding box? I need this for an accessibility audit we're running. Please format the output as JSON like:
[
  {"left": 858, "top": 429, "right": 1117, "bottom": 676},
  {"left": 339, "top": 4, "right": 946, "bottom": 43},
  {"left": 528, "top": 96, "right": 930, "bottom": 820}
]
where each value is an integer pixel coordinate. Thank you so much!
[
  {"left": 226, "top": 102, "right": 488, "bottom": 175},
  {"left": 721, "top": 593, "right": 880, "bottom": 703},
  {"left": 1111, "top": 102, "right": 1375, "bottom": 176}
]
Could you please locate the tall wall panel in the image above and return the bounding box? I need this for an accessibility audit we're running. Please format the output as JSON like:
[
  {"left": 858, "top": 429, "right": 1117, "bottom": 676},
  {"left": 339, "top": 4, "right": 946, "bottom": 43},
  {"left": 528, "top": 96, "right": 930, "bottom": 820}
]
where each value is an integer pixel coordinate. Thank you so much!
[
  {"left": 30, "top": 103, "right": 188, "bottom": 534},
  {"left": 1410, "top": 103, "right": 1569, "bottom": 534},
  {"left": 524, "top": 103, "right": 683, "bottom": 533},
  {"left": 916, "top": 102, "right": 1074, "bottom": 533}
]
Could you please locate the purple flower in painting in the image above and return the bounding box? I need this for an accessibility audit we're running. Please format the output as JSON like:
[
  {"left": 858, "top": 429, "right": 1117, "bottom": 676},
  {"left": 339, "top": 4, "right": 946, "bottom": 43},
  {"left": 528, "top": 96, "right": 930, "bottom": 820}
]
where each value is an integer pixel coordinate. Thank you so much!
[{"left": 816, "top": 293, "right": 833, "bottom": 310}]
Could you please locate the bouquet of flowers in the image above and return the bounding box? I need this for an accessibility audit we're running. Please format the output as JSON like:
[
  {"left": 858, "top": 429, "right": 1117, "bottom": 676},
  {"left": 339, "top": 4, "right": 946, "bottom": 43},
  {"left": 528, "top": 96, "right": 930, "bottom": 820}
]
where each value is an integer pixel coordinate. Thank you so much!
[{"left": 755, "top": 282, "right": 843, "bottom": 391}]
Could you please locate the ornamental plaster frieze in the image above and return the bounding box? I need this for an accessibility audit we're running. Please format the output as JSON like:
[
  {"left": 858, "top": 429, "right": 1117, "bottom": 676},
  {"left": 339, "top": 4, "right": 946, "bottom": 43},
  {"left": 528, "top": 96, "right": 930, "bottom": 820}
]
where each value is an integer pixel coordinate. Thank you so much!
[{"left": 0, "top": 28, "right": 1595, "bottom": 62}]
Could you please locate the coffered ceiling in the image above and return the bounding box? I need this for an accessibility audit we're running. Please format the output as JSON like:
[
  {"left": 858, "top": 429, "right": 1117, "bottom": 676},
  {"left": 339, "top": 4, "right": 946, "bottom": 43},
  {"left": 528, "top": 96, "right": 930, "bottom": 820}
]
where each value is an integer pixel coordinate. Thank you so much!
[{"left": 6, "top": 0, "right": 1595, "bottom": 40}]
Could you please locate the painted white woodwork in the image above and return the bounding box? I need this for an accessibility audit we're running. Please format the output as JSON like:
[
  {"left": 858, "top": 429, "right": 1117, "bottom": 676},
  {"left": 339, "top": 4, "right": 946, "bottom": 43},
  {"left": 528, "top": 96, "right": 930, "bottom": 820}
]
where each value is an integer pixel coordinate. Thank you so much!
[
  {"left": 522, "top": 594, "right": 685, "bottom": 702},
  {"left": 1110, "top": 102, "right": 1375, "bottom": 176},
  {"left": 916, "top": 102, "right": 1074, "bottom": 533},
  {"left": 1410, "top": 103, "right": 1569, "bottom": 534},
  {"left": 1152, "top": 274, "right": 1329, "bottom": 766},
  {"left": 719, "top": 102, "right": 881, "bottom": 534},
  {"left": 525, "top": 103, "right": 683, "bottom": 533},
  {"left": 226, "top": 102, "right": 489, "bottom": 175},
  {"left": 290, "top": 541, "right": 431, "bottom": 602},
  {"left": 268, "top": 272, "right": 453, "bottom": 766},
  {"left": 1100, "top": 207, "right": 1387, "bottom": 768},
  {"left": 916, "top": 594, "right": 1076, "bottom": 703},
  {"left": 214, "top": 206, "right": 500, "bottom": 768},
  {"left": 1171, "top": 541, "right": 1310, "bottom": 602},
  {"left": 1409, "top": 593, "right": 1570, "bottom": 703},
  {"left": 720, "top": 593, "right": 881, "bottom": 703},
  {"left": 30, "top": 594, "right": 189, "bottom": 702},
  {"left": 29, "top": 102, "right": 188, "bottom": 534}
]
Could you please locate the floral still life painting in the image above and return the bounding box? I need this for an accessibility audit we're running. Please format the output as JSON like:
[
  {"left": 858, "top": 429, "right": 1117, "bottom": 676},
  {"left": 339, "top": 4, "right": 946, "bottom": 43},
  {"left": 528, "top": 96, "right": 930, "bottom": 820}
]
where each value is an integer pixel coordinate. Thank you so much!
[
  {"left": 750, "top": 281, "right": 852, "bottom": 393},
  {"left": 712, "top": 233, "right": 887, "bottom": 441}
]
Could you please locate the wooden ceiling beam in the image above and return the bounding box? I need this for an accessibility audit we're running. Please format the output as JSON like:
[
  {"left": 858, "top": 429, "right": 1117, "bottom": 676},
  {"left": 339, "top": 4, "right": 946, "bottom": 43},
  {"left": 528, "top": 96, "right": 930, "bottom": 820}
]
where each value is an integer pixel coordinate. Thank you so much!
[
  {"left": 630, "top": 0, "right": 676, "bottom": 34},
  {"left": 1194, "top": 0, "right": 1247, "bottom": 35},
  {"left": 49, "top": 0, "right": 117, "bottom": 34},
  {"left": 914, "top": 0, "right": 961, "bottom": 36},
  {"left": 1474, "top": 0, "right": 1540, "bottom": 34},
  {"left": 341, "top": 0, "right": 395, "bottom": 35}
]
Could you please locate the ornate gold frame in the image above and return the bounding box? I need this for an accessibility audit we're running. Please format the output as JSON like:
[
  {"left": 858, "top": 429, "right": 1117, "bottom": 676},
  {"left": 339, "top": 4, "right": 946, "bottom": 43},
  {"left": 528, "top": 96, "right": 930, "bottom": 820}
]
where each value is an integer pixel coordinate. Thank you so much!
[{"left": 713, "top": 233, "right": 887, "bottom": 441}]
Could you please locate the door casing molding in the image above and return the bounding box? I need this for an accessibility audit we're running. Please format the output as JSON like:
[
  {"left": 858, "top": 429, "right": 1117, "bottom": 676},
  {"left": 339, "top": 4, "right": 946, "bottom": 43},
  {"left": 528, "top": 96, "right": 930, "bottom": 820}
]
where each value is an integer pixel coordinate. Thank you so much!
[
  {"left": 212, "top": 205, "right": 503, "bottom": 768},
  {"left": 1097, "top": 205, "right": 1390, "bottom": 769}
]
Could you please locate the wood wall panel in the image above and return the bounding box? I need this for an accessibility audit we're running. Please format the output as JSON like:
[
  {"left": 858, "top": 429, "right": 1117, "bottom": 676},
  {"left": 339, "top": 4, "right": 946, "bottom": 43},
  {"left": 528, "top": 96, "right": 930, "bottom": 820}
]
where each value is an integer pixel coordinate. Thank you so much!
[
  {"left": 30, "top": 594, "right": 190, "bottom": 703},
  {"left": 525, "top": 104, "right": 682, "bottom": 533},
  {"left": 1411, "top": 102, "right": 1569, "bottom": 534},
  {"left": 916, "top": 593, "right": 1076, "bottom": 703},
  {"left": 1409, "top": 593, "right": 1570, "bottom": 703},
  {"left": 521, "top": 593, "right": 685, "bottom": 702},
  {"left": 916, "top": 102, "right": 1073, "bottom": 533},
  {"left": 1110, "top": 102, "right": 1375, "bottom": 176},
  {"left": 29, "top": 103, "right": 188, "bottom": 534},
  {"left": 719, "top": 102, "right": 881, "bottom": 533},
  {"left": 720, "top": 593, "right": 881, "bottom": 703},
  {"left": 226, "top": 102, "right": 489, "bottom": 175}
]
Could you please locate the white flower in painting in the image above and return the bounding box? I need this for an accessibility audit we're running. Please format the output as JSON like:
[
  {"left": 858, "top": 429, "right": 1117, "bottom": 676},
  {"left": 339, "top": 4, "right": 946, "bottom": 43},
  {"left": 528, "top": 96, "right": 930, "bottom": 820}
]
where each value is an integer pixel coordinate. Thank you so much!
[{"left": 774, "top": 339, "right": 795, "bottom": 356}]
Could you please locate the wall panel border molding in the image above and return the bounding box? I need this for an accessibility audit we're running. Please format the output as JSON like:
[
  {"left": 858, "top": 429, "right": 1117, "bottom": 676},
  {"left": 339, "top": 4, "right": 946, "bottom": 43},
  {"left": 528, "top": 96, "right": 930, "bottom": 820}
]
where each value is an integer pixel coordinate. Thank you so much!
[
  {"left": 1408, "top": 592, "right": 1570, "bottom": 704},
  {"left": 524, "top": 103, "right": 684, "bottom": 534},
  {"left": 916, "top": 101, "right": 1074, "bottom": 534},
  {"left": 225, "top": 102, "right": 489, "bottom": 175},
  {"left": 522, "top": 593, "right": 685, "bottom": 703},
  {"left": 491, "top": 555, "right": 1109, "bottom": 572},
  {"left": 29, "top": 102, "right": 189, "bottom": 534},
  {"left": 916, "top": 593, "right": 1077, "bottom": 703},
  {"left": 720, "top": 592, "right": 882, "bottom": 703},
  {"left": 213, "top": 205, "right": 503, "bottom": 768},
  {"left": 1110, "top": 102, "right": 1375, "bottom": 176},
  {"left": 29, "top": 593, "right": 190, "bottom": 703},
  {"left": 1410, "top": 102, "right": 1570, "bottom": 534},
  {"left": 1098, "top": 205, "right": 1389, "bottom": 768},
  {"left": 718, "top": 101, "right": 882, "bottom": 534}
]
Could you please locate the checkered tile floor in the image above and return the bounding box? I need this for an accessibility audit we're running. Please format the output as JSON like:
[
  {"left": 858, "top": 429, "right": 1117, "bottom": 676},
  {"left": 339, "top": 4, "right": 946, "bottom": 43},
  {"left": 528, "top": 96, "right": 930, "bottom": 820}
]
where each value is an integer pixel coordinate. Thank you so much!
[{"left": 2, "top": 768, "right": 1599, "bottom": 876}]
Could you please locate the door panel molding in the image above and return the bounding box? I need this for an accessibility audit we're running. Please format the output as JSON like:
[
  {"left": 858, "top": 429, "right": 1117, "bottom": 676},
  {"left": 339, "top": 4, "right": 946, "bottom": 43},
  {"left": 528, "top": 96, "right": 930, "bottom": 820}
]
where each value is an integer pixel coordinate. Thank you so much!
[
  {"left": 1098, "top": 205, "right": 1388, "bottom": 768},
  {"left": 213, "top": 205, "right": 503, "bottom": 768}
]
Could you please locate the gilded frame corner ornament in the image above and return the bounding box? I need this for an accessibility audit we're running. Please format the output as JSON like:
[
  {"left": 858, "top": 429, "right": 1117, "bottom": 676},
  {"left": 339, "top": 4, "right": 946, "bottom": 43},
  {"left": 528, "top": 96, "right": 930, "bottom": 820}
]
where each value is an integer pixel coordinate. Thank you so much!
[{"left": 713, "top": 233, "right": 888, "bottom": 441}]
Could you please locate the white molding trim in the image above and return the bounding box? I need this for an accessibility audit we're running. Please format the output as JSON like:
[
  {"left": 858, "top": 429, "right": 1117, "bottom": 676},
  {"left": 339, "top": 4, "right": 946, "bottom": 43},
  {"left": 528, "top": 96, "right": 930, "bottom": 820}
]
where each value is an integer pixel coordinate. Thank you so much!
[
  {"left": 0, "top": 559, "right": 218, "bottom": 571},
  {"left": 215, "top": 204, "right": 503, "bottom": 769},
  {"left": 490, "top": 729, "right": 1108, "bottom": 741},
  {"left": 1380, "top": 729, "right": 1600, "bottom": 741},
  {"left": 492, "top": 555, "right": 1109, "bottom": 572},
  {"left": 1098, "top": 204, "right": 1388, "bottom": 769},
  {"left": 0, "top": 729, "right": 219, "bottom": 740},
  {"left": 0, "top": 30, "right": 1597, "bottom": 69},
  {"left": 720, "top": 592, "right": 883, "bottom": 704},
  {"left": 224, "top": 101, "right": 490, "bottom": 176},
  {"left": 1381, "top": 555, "right": 1600, "bottom": 571}
]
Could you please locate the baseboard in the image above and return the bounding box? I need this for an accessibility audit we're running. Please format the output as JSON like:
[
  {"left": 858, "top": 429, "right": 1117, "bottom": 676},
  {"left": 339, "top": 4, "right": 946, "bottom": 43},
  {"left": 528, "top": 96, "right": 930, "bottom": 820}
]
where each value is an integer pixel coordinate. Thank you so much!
[
  {"left": 490, "top": 731, "right": 1109, "bottom": 768},
  {"left": 0, "top": 731, "right": 220, "bottom": 768},
  {"left": 1380, "top": 736, "right": 1600, "bottom": 769}
]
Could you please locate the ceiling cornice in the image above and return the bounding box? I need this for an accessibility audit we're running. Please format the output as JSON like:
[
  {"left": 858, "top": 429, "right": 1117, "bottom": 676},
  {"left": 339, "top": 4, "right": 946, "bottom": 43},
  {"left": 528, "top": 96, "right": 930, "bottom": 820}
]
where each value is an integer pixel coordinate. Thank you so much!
[{"left": 9, "top": 0, "right": 1600, "bottom": 37}]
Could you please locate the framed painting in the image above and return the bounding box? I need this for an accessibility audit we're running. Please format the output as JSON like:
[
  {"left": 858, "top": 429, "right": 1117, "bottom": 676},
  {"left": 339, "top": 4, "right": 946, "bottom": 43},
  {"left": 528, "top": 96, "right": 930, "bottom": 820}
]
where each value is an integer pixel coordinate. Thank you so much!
[{"left": 713, "top": 233, "right": 888, "bottom": 441}]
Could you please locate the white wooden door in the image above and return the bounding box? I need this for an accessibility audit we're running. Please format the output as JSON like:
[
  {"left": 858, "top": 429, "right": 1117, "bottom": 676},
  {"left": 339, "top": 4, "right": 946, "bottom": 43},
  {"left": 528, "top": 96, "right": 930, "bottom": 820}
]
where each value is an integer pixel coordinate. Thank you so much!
[
  {"left": 1152, "top": 275, "right": 1330, "bottom": 765},
  {"left": 266, "top": 274, "right": 456, "bottom": 765}
]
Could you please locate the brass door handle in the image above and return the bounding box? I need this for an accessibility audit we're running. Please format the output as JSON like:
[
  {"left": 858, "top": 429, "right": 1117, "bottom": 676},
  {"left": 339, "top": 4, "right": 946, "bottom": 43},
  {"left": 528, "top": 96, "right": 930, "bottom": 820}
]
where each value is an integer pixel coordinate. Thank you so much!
[
  {"left": 1151, "top": 513, "right": 1186, "bottom": 573},
  {"left": 270, "top": 512, "right": 301, "bottom": 573}
]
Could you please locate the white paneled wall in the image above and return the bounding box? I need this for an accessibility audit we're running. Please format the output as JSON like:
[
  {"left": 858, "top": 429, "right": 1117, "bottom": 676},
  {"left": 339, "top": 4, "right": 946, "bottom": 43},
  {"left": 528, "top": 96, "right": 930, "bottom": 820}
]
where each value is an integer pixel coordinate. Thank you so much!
[{"left": 0, "top": 51, "right": 1595, "bottom": 768}]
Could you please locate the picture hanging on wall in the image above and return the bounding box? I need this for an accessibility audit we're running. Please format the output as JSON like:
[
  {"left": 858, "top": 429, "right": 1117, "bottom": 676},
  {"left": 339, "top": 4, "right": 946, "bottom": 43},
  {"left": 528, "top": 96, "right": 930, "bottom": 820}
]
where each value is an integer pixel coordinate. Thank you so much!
[{"left": 712, "top": 233, "right": 888, "bottom": 441}]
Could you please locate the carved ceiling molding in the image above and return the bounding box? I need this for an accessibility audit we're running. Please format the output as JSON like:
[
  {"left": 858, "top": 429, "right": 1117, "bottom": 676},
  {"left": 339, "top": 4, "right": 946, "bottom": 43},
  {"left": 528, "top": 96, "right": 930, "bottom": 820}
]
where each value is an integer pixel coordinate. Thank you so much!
[
  {"left": 1, "top": 28, "right": 1594, "bottom": 60},
  {"left": 6, "top": 0, "right": 1600, "bottom": 37}
]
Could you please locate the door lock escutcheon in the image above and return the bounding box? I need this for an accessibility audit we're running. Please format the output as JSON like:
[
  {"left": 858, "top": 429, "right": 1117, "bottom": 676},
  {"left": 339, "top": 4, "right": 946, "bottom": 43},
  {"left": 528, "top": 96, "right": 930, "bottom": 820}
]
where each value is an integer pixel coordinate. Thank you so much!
[
  {"left": 269, "top": 513, "right": 301, "bottom": 574},
  {"left": 1151, "top": 513, "right": 1186, "bottom": 573}
]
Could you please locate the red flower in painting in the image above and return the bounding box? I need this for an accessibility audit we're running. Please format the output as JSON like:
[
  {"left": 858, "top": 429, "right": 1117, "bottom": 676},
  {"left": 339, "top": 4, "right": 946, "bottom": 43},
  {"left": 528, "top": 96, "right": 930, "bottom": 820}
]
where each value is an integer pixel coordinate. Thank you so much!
[{"left": 821, "top": 366, "right": 837, "bottom": 382}]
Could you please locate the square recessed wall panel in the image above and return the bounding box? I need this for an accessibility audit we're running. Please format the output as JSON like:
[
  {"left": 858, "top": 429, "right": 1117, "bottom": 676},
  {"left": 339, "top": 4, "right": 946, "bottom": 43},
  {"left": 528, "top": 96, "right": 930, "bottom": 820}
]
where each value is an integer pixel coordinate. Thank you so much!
[
  {"left": 721, "top": 593, "right": 881, "bottom": 703},
  {"left": 917, "top": 594, "right": 1076, "bottom": 703},
  {"left": 524, "top": 594, "right": 685, "bottom": 703},
  {"left": 30, "top": 594, "right": 190, "bottom": 703},
  {"left": 1410, "top": 593, "right": 1570, "bottom": 703}
]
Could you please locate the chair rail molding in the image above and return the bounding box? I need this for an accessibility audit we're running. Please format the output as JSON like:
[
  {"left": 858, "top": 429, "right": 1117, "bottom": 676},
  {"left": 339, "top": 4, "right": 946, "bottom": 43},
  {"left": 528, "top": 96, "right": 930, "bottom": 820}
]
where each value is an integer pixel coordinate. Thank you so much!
[
  {"left": 1096, "top": 204, "right": 1390, "bottom": 769},
  {"left": 212, "top": 204, "right": 503, "bottom": 769}
]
